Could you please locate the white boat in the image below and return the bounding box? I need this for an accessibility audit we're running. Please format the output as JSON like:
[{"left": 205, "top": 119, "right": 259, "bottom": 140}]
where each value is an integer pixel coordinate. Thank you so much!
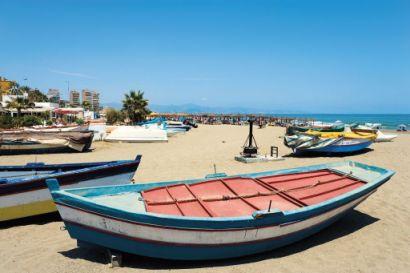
[
  {"left": 104, "top": 126, "right": 168, "bottom": 143},
  {"left": 375, "top": 131, "right": 397, "bottom": 142},
  {"left": 88, "top": 123, "right": 107, "bottom": 141},
  {"left": 349, "top": 125, "right": 397, "bottom": 143},
  {"left": 365, "top": 123, "right": 382, "bottom": 130}
]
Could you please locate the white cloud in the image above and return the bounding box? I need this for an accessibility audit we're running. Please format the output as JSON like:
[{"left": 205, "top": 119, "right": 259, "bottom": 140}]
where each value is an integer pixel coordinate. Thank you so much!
[{"left": 49, "top": 69, "right": 97, "bottom": 79}]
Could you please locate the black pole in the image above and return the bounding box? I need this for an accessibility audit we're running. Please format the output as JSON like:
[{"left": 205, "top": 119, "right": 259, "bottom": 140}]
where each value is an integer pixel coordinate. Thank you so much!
[{"left": 249, "top": 120, "right": 253, "bottom": 147}]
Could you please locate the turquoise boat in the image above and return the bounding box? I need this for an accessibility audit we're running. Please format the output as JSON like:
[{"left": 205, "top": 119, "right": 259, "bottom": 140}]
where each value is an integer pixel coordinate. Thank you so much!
[{"left": 47, "top": 161, "right": 394, "bottom": 261}]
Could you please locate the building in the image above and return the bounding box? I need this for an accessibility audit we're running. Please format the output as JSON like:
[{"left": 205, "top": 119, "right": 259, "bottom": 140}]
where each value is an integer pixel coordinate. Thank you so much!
[
  {"left": 69, "top": 90, "right": 80, "bottom": 107},
  {"left": 47, "top": 88, "right": 60, "bottom": 103},
  {"left": 1, "top": 93, "right": 29, "bottom": 108},
  {"left": 82, "top": 89, "right": 99, "bottom": 112},
  {"left": 81, "top": 89, "right": 92, "bottom": 106},
  {"left": 91, "top": 91, "right": 100, "bottom": 112}
]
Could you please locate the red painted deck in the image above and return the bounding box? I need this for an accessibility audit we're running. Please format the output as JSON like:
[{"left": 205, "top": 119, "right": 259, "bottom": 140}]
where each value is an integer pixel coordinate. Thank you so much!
[{"left": 141, "top": 169, "right": 366, "bottom": 217}]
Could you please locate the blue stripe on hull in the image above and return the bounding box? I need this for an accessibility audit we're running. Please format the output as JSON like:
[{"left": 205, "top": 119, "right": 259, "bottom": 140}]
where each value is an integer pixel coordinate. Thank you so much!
[
  {"left": 65, "top": 208, "right": 354, "bottom": 260},
  {"left": 297, "top": 140, "right": 372, "bottom": 154}
]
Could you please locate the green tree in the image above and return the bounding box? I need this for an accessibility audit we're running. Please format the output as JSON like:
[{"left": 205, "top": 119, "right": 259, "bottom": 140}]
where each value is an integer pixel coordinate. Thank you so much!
[
  {"left": 19, "top": 115, "right": 43, "bottom": 127},
  {"left": 19, "top": 86, "right": 30, "bottom": 93},
  {"left": 122, "top": 90, "right": 151, "bottom": 124},
  {"left": 105, "top": 108, "right": 124, "bottom": 125},
  {"left": 5, "top": 97, "right": 33, "bottom": 117},
  {"left": 28, "top": 89, "right": 48, "bottom": 102},
  {"left": 9, "top": 82, "right": 21, "bottom": 95},
  {"left": 82, "top": 101, "right": 91, "bottom": 111}
]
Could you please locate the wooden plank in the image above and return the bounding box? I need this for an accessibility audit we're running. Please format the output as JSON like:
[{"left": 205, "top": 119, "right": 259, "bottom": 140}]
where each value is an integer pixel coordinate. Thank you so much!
[
  {"left": 183, "top": 184, "right": 217, "bottom": 217},
  {"left": 164, "top": 186, "right": 185, "bottom": 216},
  {"left": 219, "top": 179, "right": 262, "bottom": 211},
  {"left": 253, "top": 178, "right": 307, "bottom": 207}
]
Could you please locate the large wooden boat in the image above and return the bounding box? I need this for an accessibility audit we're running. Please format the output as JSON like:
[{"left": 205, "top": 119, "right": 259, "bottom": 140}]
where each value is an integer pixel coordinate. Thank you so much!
[
  {"left": 47, "top": 161, "right": 393, "bottom": 261},
  {"left": 0, "top": 156, "right": 141, "bottom": 221}
]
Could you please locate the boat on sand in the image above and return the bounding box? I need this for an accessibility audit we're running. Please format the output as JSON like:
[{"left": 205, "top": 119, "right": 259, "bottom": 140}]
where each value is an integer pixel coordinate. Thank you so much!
[
  {"left": 47, "top": 161, "right": 394, "bottom": 261},
  {"left": 0, "top": 130, "right": 94, "bottom": 154},
  {"left": 349, "top": 125, "right": 397, "bottom": 142},
  {"left": 284, "top": 134, "right": 373, "bottom": 154},
  {"left": 104, "top": 126, "right": 168, "bottom": 143},
  {"left": 0, "top": 156, "right": 141, "bottom": 221}
]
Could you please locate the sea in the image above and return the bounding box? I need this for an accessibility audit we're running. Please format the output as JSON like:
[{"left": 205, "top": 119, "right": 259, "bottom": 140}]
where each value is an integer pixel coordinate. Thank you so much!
[{"left": 277, "top": 114, "right": 410, "bottom": 130}]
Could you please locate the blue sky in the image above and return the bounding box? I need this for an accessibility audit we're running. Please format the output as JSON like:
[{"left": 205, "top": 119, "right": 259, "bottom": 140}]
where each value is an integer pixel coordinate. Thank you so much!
[{"left": 0, "top": 0, "right": 409, "bottom": 113}]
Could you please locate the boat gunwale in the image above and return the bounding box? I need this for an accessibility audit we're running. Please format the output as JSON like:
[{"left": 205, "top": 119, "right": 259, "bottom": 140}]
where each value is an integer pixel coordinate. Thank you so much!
[{"left": 0, "top": 156, "right": 142, "bottom": 195}]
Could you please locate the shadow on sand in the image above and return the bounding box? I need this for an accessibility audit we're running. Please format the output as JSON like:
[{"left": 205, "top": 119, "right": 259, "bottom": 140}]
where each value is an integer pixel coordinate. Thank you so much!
[
  {"left": 283, "top": 148, "right": 374, "bottom": 158},
  {"left": 59, "top": 209, "right": 378, "bottom": 269},
  {"left": 0, "top": 212, "right": 61, "bottom": 229}
]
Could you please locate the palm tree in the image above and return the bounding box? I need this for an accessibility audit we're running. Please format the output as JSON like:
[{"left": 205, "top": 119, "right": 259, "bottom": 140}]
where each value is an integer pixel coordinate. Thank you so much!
[
  {"left": 122, "top": 90, "right": 151, "bottom": 124},
  {"left": 5, "top": 97, "right": 31, "bottom": 117}
]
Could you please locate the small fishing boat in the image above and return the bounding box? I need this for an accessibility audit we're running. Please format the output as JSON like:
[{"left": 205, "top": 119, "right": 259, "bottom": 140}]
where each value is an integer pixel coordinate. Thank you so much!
[
  {"left": 0, "top": 156, "right": 141, "bottom": 221},
  {"left": 284, "top": 135, "right": 373, "bottom": 154},
  {"left": 0, "top": 130, "right": 94, "bottom": 154},
  {"left": 47, "top": 161, "right": 394, "bottom": 261},
  {"left": 166, "top": 121, "right": 191, "bottom": 132},
  {"left": 375, "top": 131, "right": 397, "bottom": 142},
  {"left": 348, "top": 125, "right": 396, "bottom": 142},
  {"left": 286, "top": 124, "right": 345, "bottom": 135},
  {"left": 104, "top": 126, "right": 168, "bottom": 143},
  {"left": 305, "top": 130, "right": 376, "bottom": 141}
]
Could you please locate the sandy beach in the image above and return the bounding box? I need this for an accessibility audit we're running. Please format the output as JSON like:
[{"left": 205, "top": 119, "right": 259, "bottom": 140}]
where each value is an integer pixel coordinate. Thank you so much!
[{"left": 1, "top": 125, "right": 409, "bottom": 273}]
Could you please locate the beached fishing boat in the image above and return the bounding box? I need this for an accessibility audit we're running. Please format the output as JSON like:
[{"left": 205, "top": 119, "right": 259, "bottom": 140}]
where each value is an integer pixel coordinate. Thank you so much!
[
  {"left": 166, "top": 120, "right": 191, "bottom": 132},
  {"left": 375, "top": 131, "right": 397, "bottom": 142},
  {"left": 286, "top": 124, "right": 345, "bottom": 135},
  {"left": 284, "top": 135, "right": 373, "bottom": 154},
  {"left": 104, "top": 126, "right": 168, "bottom": 143},
  {"left": 47, "top": 161, "right": 393, "bottom": 261},
  {"left": 0, "top": 130, "right": 94, "bottom": 154},
  {"left": 0, "top": 156, "right": 141, "bottom": 221},
  {"left": 348, "top": 125, "right": 397, "bottom": 142},
  {"left": 305, "top": 130, "right": 376, "bottom": 141}
]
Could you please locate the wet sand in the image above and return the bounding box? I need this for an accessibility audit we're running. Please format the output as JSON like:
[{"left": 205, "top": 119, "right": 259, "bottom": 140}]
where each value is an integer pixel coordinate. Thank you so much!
[{"left": 1, "top": 125, "right": 409, "bottom": 273}]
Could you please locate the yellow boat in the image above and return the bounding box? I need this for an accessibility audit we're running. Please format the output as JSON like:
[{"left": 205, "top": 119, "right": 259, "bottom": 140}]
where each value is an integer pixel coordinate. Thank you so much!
[{"left": 305, "top": 130, "right": 376, "bottom": 141}]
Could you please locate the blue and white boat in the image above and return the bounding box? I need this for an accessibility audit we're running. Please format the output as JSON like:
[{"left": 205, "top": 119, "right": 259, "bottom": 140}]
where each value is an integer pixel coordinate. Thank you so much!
[
  {"left": 47, "top": 161, "right": 394, "bottom": 261},
  {"left": 285, "top": 135, "right": 373, "bottom": 154},
  {"left": 140, "top": 118, "right": 190, "bottom": 136},
  {"left": 1, "top": 156, "right": 141, "bottom": 221}
]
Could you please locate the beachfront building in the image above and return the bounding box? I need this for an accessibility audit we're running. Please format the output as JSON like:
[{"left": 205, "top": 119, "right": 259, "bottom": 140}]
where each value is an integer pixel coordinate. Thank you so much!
[
  {"left": 69, "top": 90, "right": 80, "bottom": 107},
  {"left": 82, "top": 89, "right": 92, "bottom": 105},
  {"left": 47, "top": 88, "right": 60, "bottom": 103},
  {"left": 92, "top": 91, "right": 99, "bottom": 112},
  {"left": 82, "top": 89, "right": 100, "bottom": 112},
  {"left": 1, "top": 93, "right": 29, "bottom": 108}
]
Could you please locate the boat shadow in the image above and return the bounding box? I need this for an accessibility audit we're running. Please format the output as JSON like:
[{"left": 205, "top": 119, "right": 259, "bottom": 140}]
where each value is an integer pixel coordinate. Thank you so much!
[
  {"left": 0, "top": 212, "right": 61, "bottom": 229},
  {"left": 283, "top": 148, "right": 374, "bottom": 158},
  {"left": 58, "top": 209, "right": 378, "bottom": 269}
]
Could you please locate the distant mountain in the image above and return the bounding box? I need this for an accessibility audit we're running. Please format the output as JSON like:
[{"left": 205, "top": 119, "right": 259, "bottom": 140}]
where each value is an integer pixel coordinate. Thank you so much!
[
  {"left": 102, "top": 102, "right": 305, "bottom": 115},
  {"left": 103, "top": 102, "right": 122, "bottom": 109}
]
